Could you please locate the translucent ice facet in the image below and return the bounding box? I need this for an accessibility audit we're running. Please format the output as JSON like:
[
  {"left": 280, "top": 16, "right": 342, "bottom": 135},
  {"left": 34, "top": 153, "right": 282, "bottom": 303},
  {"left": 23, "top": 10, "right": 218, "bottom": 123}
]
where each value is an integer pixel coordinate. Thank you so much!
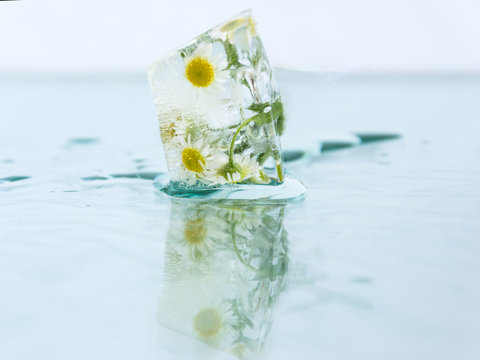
[{"left": 148, "top": 10, "right": 285, "bottom": 193}]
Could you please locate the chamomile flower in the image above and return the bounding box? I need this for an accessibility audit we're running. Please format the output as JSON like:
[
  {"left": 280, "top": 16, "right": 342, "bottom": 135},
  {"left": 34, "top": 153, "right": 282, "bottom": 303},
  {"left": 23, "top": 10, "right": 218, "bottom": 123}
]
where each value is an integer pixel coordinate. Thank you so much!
[
  {"left": 218, "top": 12, "right": 257, "bottom": 49},
  {"left": 171, "top": 215, "right": 216, "bottom": 259},
  {"left": 171, "top": 135, "right": 218, "bottom": 185},
  {"left": 218, "top": 18, "right": 245, "bottom": 42},
  {"left": 150, "top": 56, "right": 221, "bottom": 125},
  {"left": 158, "top": 108, "right": 189, "bottom": 143},
  {"left": 183, "top": 43, "right": 228, "bottom": 93},
  {"left": 166, "top": 214, "right": 228, "bottom": 264},
  {"left": 150, "top": 58, "right": 196, "bottom": 110},
  {"left": 217, "top": 202, "right": 262, "bottom": 231},
  {"left": 216, "top": 154, "right": 266, "bottom": 184},
  {"left": 192, "top": 300, "right": 235, "bottom": 343},
  {"left": 158, "top": 277, "right": 237, "bottom": 348}
]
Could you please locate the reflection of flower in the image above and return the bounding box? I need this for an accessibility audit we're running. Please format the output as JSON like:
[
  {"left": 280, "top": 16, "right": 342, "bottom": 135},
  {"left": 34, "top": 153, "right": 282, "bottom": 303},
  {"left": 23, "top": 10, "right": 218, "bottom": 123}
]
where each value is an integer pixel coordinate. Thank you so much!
[
  {"left": 184, "top": 43, "right": 228, "bottom": 92},
  {"left": 167, "top": 200, "right": 226, "bottom": 260},
  {"left": 217, "top": 203, "right": 262, "bottom": 231},
  {"left": 194, "top": 307, "right": 223, "bottom": 337},
  {"left": 193, "top": 301, "right": 234, "bottom": 339},
  {"left": 183, "top": 217, "right": 212, "bottom": 257},
  {"left": 158, "top": 277, "right": 236, "bottom": 347},
  {"left": 158, "top": 199, "right": 289, "bottom": 359}
]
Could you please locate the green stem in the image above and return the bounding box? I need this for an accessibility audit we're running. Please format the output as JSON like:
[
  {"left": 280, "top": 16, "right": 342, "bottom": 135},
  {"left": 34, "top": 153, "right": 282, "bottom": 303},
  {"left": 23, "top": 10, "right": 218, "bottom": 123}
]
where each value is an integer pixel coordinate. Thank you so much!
[
  {"left": 228, "top": 107, "right": 285, "bottom": 183},
  {"left": 229, "top": 116, "right": 255, "bottom": 164},
  {"left": 276, "top": 162, "right": 284, "bottom": 182},
  {"left": 231, "top": 224, "right": 258, "bottom": 272}
]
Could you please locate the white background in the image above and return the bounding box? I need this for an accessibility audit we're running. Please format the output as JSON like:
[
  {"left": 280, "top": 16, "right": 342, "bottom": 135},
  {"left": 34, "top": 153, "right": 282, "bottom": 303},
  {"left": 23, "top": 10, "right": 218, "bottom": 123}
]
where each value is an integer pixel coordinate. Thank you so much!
[{"left": 1, "top": 0, "right": 479, "bottom": 73}]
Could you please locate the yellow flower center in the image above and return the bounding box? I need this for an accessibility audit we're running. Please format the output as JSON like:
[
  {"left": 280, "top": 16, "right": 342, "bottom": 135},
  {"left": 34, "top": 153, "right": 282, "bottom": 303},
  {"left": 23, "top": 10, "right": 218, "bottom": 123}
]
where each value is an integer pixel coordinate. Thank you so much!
[
  {"left": 231, "top": 343, "right": 246, "bottom": 357},
  {"left": 160, "top": 121, "right": 176, "bottom": 141},
  {"left": 182, "top": 147, "right": 205, "bottom": 173},
  {"left": 220, "top": 18, "right": 244, "bottom": 32},
  {"left": 193, "top": 308, "right": 222, "bottom": 338},
  {"left": 184, "top": 218, "right": 206, "bottom": 245},
  {"left": 247, "top": 17, "right": 257, "bottom": 36},
  {"left": 185, "top": 57, "right": 215, "bottom": 87}
]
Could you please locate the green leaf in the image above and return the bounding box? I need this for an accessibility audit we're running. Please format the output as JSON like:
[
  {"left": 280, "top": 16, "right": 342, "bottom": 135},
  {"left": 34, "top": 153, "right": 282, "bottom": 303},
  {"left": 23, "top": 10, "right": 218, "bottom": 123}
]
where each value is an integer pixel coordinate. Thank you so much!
[
  {"left": 272, "top": 99, "right": 285, "bottom": 135},
  {"left": 240, "top": 77, "right": 250, "bottom": 88},
  {"left": 234, "top": 139, "right": 250, "bottom": 154},
  {"left": 251, "top": 111, "right": 273, "bottom": 126},
  {"left": 222, "top": 40, "right": 241, "bottom": 69},
  {"left": 250, "top": 47, "right": 262, "bottom": 68},
  {"left": 179, "top": 44, "right": 196, "bottom": 59},
  {"left": 247, "top": 102, "right": 270, "bottom": 113},
  {"left": 257, "top": 150, "right": 271, "bottom": 165},
  {"left": 247, "top": 99, "right": 285, "bottom": 135},
  {"left": 262, "top": 214, "right": 280, "bottom": 231}
]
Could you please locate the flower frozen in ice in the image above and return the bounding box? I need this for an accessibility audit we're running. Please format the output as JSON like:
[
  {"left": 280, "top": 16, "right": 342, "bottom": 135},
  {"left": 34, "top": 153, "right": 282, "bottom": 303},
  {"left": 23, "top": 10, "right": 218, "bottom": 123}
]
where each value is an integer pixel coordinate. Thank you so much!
[
  {"left": 150, "top": 57, "right": 221, "bottom": 123},
  {"left": 171, "top": 135, "right": 219, "bottom": 185},
  {"left": 218, "top": 12, "right": 257, "bottom": 49},
  {"left": 158, "top": 108, "right": 189, "bottom": 143},
  {"left": 216, "top": 154, "right": 266, "bottom": 184},
  {"left": 183, "top": 43, "right": 228, "bottom": 93},
  {"left": 148, "top": 9, "right": 287, "bottom": 189}
]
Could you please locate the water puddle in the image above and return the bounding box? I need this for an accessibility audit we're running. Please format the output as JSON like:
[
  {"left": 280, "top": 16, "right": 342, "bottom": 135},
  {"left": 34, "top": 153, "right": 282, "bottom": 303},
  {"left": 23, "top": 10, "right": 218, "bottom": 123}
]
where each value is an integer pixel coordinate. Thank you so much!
[{"left": 0, "top": 175, "right": 31, "bottom": 182}]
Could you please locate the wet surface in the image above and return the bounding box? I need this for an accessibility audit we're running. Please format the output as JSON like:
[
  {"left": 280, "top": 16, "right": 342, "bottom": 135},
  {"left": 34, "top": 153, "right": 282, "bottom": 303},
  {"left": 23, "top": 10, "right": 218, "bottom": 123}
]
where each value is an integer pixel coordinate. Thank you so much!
[
  {"left": 0, "top": 175, "right": 31, "bottom": 182},
  {"left": 66, "top": 137, "right": 101, "bottom": 146},
  {"left": 1, "top": 70, "right": 480, "bottom": 359}
]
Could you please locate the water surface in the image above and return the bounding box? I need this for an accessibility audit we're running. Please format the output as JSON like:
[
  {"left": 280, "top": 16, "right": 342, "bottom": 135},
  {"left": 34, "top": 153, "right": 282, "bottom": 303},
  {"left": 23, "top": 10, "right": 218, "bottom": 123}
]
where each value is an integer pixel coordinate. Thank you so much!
[{"left": 1, "top": 71, "right": 480, "bottom": 359}]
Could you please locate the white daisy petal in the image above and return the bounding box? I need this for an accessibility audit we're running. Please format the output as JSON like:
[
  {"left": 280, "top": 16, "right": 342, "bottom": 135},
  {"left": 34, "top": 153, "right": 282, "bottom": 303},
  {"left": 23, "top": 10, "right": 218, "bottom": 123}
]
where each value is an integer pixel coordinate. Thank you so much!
[
  {"left": 183, "top": 42, "right": 229, "bottom": 94},
  {"left": 215, "top": 154, "right": 263, "bottom": 184}
]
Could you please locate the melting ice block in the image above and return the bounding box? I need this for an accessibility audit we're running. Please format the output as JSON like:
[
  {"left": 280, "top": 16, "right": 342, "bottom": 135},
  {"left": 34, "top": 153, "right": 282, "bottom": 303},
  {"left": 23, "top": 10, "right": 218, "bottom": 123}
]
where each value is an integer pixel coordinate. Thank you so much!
[{"left": 148, "top": 10, "right": 286, "bottom": 194}]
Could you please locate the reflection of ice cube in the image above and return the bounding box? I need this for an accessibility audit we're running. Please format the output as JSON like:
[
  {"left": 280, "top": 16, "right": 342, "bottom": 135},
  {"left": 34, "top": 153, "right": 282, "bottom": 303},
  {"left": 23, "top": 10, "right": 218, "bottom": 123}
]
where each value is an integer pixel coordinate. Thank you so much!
[
  {"left": 158, "top": 199, "right": 288, "bottom": 359},
  {"left": 148, "top": 10, "right": 285, "bottom": 192}
]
